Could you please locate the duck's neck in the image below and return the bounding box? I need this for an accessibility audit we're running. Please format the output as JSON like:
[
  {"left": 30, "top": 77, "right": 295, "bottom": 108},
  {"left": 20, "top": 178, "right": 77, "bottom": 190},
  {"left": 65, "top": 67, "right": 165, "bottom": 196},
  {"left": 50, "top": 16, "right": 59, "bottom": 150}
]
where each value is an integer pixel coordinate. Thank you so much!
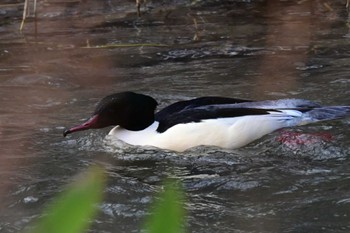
[
  {"left": 120, "top": 114, "right": 155, "bottom": 131},
  {"left": 109, "top": 121, "right": 159, "bottom": 136}
]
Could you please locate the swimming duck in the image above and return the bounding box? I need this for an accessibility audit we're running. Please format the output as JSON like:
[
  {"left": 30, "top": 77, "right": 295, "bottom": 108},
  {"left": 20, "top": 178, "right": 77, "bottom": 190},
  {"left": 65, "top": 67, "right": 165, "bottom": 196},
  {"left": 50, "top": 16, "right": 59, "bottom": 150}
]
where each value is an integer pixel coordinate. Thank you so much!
[{"left": 63, "top": 91, "right": 350, "bottom": 152}]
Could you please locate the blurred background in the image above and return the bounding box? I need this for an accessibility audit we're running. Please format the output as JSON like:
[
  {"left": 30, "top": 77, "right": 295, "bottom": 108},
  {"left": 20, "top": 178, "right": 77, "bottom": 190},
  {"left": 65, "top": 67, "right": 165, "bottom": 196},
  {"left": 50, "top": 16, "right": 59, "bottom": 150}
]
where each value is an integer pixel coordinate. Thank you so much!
[{"left": 0, "top": 0, "right": 350, "bottom": 232}]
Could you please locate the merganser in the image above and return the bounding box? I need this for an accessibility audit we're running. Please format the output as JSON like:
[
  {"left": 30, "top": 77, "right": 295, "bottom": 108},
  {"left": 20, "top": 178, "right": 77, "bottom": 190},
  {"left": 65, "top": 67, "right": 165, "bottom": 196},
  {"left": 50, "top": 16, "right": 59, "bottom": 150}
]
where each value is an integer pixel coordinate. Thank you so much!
[{"left": 63, "top": 91, "right": 350, "bottom": 152}]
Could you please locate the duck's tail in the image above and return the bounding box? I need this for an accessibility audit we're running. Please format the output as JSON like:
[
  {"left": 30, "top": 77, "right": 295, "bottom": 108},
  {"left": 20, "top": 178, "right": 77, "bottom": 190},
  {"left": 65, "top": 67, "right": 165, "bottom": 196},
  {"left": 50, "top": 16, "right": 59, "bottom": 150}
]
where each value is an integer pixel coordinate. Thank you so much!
[{"left": 301, "top": 106, "right": 350, "bottom": 125}]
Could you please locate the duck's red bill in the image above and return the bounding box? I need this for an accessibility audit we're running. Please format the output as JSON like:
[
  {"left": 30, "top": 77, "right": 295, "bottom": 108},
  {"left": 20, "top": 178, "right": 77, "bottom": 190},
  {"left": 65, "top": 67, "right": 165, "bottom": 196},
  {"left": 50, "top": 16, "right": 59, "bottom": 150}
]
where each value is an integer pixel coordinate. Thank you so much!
[{"left": 63, "top": 115, "right": 100, "bottom": 137}]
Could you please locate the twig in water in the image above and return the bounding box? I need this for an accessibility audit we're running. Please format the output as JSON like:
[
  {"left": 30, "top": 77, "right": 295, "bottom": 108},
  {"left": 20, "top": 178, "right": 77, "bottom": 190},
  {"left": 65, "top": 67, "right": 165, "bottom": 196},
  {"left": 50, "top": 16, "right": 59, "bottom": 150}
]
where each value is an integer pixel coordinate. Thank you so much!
[
  {"left": 82, "top": 43, "right": 168, "bottom": 49},
  {"left": 136, "top": 0, "right": 147, "bottom": 17},
  {"left": 19, "top": 0, "right": 29, "bottom": 31},
  {"left": 20, "top": 0, "right": 37, "bottom": 32}
]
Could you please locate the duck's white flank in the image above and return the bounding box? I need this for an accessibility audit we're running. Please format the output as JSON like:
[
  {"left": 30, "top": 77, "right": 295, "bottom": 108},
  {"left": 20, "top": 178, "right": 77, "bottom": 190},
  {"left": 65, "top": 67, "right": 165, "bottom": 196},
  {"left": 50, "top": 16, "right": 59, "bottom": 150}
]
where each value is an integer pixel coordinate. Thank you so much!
[{"left": 107, "top": 110, "right": 303, "bottom": 152}]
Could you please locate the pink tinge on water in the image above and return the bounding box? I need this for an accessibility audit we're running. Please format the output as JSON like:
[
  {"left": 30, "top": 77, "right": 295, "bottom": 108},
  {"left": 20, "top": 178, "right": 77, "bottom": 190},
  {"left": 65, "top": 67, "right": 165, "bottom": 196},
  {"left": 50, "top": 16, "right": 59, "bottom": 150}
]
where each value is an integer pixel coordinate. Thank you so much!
[{"left": 276, "top": 130, "right": 334, "bottom": 147}]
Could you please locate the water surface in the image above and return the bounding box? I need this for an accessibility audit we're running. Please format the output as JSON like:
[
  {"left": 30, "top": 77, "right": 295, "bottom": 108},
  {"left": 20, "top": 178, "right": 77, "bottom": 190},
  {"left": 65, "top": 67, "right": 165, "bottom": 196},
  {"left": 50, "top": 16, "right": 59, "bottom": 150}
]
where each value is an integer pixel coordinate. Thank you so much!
[{"left": 0, "top": 0, "right": 349, "bottom": 232}]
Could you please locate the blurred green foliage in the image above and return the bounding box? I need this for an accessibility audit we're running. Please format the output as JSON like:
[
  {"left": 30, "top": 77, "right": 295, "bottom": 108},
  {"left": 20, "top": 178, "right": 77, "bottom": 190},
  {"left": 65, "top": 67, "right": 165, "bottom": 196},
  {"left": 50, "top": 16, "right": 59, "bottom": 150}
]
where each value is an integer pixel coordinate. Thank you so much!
[
  {"left": 27, "top": 166, "right": 106, "bottom": 233},
  {"left": 27, "top": 167, "right": 186, "bottom": 233},
  {"left": 145, "top": 180, "right": 186, "bottom": 233}
]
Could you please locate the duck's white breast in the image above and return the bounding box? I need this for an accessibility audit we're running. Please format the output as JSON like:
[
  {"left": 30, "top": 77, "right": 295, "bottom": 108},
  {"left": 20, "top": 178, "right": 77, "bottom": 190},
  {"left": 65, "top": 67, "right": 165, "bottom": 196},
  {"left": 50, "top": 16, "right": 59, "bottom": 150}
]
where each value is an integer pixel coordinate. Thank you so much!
[{"left": 107, "top": 113, "right": 300, "bottom": 152}]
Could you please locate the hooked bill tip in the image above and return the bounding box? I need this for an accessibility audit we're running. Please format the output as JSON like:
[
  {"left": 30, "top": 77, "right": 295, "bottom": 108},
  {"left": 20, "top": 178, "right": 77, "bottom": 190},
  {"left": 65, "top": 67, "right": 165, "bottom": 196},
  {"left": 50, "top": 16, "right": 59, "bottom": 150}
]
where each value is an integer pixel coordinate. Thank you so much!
[{"left": 63, "top": 129, "right": 70, "bottom": 137}]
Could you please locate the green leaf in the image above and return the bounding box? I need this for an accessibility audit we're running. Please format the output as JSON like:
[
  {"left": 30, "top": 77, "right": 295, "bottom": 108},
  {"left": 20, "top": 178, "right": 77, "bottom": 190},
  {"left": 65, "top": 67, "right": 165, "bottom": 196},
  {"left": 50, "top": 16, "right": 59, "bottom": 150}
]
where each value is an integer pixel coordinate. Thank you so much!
[
  {"left": 28, "top": 166, "right": 106, "bottom": 233},
  {"left": 145, "top": 180, "right": 186, "bottom": 233}
]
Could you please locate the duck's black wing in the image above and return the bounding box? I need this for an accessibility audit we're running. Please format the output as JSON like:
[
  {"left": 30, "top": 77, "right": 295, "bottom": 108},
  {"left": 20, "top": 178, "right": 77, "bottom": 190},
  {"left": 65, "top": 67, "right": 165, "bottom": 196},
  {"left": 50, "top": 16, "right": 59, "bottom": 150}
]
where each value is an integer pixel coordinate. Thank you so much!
[
  {"left": 154, "top": 98, "right": 323, "bottom": 133},
  {"left": 155, "top": 96, "right": 271, "bottom": 133}
]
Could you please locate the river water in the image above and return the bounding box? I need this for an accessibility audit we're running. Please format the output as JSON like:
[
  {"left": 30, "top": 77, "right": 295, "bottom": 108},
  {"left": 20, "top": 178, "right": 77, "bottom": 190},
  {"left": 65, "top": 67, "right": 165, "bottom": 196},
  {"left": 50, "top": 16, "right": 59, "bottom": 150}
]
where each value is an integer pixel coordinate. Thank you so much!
[{"left": 0, "top": 0, "right": 350, "bottom": 232}]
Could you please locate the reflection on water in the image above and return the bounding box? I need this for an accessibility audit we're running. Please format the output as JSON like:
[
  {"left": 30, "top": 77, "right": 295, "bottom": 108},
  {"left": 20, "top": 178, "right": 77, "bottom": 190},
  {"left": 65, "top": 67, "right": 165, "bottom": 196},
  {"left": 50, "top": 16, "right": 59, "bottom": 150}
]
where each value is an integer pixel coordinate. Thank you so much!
[{"left": 0, "top": 0, "right": 350, "bottom": 232}]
